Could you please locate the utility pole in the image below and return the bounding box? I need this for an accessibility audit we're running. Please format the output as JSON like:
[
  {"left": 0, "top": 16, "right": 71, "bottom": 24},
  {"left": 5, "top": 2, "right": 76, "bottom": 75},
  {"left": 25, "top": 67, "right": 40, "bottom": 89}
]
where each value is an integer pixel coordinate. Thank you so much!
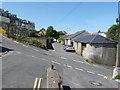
[{"left": 112, "top": 1, "right": 120, "bottom": 78}]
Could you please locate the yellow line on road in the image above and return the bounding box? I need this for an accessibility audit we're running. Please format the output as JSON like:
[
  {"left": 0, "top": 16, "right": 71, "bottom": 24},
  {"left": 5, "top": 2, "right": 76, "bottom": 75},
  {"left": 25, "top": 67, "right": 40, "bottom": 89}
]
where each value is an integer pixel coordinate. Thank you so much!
[
  {"left": 37, "top": 78, "right": 42, "bottom": 90},
  {"left": 33, "top": 77, "right": 38, "bottom": 90},
  {"left": 33, "top": 77, "right": 42, "bottom": 90}
]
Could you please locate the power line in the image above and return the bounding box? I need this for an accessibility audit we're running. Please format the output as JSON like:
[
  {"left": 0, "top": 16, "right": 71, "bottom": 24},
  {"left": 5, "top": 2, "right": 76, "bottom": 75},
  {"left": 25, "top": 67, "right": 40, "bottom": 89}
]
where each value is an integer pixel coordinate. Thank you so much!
[{"left": 55, "top": 3, "right": 82, "bottom": 26}]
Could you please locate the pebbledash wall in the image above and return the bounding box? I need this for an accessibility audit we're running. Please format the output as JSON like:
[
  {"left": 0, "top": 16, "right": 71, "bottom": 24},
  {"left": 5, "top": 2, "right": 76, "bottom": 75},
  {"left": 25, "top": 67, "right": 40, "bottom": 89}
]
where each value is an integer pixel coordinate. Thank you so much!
[
  {"left": 82, "top": 44, "right": 117, "bottom": 66},
  {"left": 73, "top": 41, "right": 82, "bottom": 55}
]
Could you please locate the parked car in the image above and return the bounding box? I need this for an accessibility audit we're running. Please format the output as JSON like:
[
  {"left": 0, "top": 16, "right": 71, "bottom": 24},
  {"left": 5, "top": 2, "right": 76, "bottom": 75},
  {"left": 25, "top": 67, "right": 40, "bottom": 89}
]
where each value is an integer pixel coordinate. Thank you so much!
[{"left": 64, "top": 44, "right": 75, "bottom": 51}]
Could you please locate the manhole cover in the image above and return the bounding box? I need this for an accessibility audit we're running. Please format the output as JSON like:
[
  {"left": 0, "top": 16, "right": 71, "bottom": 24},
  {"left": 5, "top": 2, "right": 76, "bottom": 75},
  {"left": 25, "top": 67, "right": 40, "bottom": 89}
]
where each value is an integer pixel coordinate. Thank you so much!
[{"left": 89, "top": 81, "right": 102, "bottom": 86}]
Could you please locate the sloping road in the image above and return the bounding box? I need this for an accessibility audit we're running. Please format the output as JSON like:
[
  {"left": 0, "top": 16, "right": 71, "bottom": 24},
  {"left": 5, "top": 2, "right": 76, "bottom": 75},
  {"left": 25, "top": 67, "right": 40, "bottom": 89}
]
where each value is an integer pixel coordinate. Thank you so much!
[{"left": 2, "top": 35, "right": 119, "bottom": 89}]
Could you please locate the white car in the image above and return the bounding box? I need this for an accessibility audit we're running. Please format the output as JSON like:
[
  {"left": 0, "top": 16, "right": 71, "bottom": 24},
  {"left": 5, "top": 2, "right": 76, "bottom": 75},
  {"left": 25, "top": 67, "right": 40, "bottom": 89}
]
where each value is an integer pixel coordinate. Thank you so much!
[{"left": 64, "top": 44, "right": 75, "bottom": 51}]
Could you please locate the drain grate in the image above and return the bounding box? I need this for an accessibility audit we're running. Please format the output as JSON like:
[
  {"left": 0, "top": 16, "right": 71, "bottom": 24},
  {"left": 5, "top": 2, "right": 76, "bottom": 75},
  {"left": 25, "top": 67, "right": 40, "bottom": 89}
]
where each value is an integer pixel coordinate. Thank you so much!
[{"left": 89, "top": 81, "right": 102, "bottom": 86}]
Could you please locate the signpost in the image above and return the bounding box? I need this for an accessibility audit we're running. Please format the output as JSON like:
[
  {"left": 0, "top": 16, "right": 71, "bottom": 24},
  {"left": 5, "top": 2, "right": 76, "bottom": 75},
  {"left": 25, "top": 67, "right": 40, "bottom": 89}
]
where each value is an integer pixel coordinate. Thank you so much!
[{"left": 112, "top": 1, "right": 120, "bottom": 79}]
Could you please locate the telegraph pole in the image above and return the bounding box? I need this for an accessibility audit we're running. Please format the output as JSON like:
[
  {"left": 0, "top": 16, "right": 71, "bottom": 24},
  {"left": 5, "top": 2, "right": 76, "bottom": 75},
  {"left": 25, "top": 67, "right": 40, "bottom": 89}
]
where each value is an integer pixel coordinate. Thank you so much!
[{"left": 112, "top": 1, "right": 120, "bottom": 78}]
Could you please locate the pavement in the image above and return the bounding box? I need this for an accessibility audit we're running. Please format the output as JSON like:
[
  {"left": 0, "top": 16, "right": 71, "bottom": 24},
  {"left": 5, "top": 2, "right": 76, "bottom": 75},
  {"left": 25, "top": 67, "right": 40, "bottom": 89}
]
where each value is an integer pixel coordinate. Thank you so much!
[{"left": 1, "top": 34, "right": 120, "bottom": 89}]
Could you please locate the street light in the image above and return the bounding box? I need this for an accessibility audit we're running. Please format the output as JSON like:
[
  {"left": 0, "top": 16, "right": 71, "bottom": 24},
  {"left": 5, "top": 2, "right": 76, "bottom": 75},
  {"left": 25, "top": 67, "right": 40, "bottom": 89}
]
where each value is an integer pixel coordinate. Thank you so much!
[{"left": 112, "top": 2, "right": 120, "bottom": 79}]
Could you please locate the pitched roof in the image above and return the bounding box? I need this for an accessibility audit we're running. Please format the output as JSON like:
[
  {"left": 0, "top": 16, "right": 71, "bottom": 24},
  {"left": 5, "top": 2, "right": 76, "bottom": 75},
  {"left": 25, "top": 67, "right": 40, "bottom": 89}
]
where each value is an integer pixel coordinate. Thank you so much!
[
  {"left": 65, "top": 30, "right": 88, "bottom": 40},
  {"left": 74, "top": 34, "right": 117, "bottom": 44}
]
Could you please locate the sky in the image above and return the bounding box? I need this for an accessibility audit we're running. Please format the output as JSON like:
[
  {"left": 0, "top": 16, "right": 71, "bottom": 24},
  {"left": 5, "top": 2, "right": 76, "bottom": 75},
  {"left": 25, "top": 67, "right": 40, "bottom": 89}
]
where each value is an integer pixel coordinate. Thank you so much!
[{"left": 1, "top": 2, "right": 119, "bottom": 34}]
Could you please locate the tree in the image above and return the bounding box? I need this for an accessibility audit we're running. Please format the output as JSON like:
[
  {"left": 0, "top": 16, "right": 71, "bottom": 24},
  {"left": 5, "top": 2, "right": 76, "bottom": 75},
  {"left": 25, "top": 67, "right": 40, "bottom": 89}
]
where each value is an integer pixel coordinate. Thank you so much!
[
  {"left": 29, "top": 29, "right": 37, "bottom": 37},
  {"left": 46, "top": 26, "right": 59, "bottom": 38},
  {"left": 106, "top": 24, "right": 119, "bottom": 41}
]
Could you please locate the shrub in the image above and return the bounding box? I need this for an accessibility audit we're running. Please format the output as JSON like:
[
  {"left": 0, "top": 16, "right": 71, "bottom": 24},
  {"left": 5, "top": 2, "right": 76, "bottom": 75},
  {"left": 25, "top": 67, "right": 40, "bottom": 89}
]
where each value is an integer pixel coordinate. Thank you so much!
[
  {"left": 58, "top": 38, "right": 63, "bottom": 43},
  {"left": 0, "top": 29, "right": 7, "bottom": 34}
]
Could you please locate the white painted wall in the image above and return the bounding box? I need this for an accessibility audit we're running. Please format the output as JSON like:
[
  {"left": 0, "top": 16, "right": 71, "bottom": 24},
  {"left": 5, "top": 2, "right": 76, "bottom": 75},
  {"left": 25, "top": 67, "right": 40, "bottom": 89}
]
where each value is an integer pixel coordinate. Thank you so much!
[
  {"left": 0, "top": 16, "right": 10, "bottom": 23},
  {"left": 82, "top": 44, "right": 116, "bottom": 66}
]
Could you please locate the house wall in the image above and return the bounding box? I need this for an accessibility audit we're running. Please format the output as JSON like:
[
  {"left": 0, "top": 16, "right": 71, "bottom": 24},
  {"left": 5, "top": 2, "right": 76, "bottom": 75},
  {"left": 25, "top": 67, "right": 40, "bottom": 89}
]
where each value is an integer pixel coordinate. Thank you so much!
[
  {"left": 74, "top": 41, "right": 82, "bottom": 55},
  {"left": 82, "top": 44, "right": 117, "bottom": 66},
  {"left": 65, "top": 39, "right": 71, "bottom": 45}
]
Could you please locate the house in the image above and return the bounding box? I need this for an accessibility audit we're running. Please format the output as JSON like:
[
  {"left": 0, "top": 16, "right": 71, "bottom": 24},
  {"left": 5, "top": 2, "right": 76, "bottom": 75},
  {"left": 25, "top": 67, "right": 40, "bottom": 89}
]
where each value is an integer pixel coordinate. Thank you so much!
[
  {"left": 74, "top": 34, "right": 117, "bottom": 66},
  {"left": 93, "top": 30, "right": 106, "bottom": 37},
  {"left": 65, "top": 30, "right": 90, "bottom": 46}
]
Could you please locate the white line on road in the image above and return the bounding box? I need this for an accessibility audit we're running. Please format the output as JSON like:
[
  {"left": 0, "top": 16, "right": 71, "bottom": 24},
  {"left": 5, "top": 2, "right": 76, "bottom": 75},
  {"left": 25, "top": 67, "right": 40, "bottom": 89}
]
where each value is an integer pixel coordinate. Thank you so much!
[
  {"left": 97, "top": 74, "right": 106, "bottom": 77},
  {"left": 16, "top": 51, "right": 22, "bottom": 54},
  {"left": 14, "top": 41, "right": 19, "bottom": 44},
  {"left": 73, "top": 60, "right": 83, "bottom": 63},
  {"left": 52, "top": 44, "right": 55, "bottom": 51},
  {"left": 33, "top": 49, "right": 39, "bottom": 52},
  {"left": 52, "top": 61, "right": 60, "bottom": 65},
  {"left": 66, "top": 65, "right": 72, "bottom": 68},
  {"left": 63, "top": 64, "right": 72, "bottom": 68},
  {"left": 60, "top": 56, "right": 67, "bottom": 60},
  {"left": 75, "top": 68, "right": 83, "bottom": 71},
  {"left": 32, "top": 56, "right": 35, "bottom": 58},
  {"left": 87, "top": 71, "right": 95, "bottom": 74},
  {"left": 23, "top": 45, "right": 28, "bottom": 47},
  {"left": 45, "top": 53, "right": 52, "bottom": 55}
]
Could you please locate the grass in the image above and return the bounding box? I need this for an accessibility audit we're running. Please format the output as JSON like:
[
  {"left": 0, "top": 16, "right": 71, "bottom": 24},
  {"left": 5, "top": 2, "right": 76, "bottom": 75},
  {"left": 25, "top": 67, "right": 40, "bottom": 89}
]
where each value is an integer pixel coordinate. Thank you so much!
[
  {"left": 113, "top": 75, "right": 120, "bottom": 80},
  {"left": 84, "top": 58, "right": 97, "bottom": 64}
]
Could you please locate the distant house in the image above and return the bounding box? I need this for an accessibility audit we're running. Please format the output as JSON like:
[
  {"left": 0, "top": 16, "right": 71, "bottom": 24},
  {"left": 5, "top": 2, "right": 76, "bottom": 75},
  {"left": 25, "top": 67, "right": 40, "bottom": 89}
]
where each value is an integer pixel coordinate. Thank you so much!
[
  {"left": 59, "top": 35, "right": 69, "bottom": 44},
  {"left": 92, "top": 30, "right": 106, "bottom": 37},
  {"left": 65, "top": 30, "right": 90, "bottom": 46},
  {"left": 74, "top": 34, "right": 117, "bottom": 66}
]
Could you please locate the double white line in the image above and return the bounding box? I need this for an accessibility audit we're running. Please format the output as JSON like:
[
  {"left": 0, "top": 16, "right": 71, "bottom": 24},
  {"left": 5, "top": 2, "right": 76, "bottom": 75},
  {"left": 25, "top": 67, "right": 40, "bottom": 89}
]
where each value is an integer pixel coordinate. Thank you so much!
[{"left": 33, "top": 77, "right": 42, "bottom": 90}]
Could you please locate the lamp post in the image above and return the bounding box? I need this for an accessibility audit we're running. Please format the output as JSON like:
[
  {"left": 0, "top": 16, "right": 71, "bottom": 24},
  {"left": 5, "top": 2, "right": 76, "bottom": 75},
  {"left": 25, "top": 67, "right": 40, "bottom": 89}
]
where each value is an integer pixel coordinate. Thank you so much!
[{"left": 112, "top": 1, "right": 120, "bottom": 79}]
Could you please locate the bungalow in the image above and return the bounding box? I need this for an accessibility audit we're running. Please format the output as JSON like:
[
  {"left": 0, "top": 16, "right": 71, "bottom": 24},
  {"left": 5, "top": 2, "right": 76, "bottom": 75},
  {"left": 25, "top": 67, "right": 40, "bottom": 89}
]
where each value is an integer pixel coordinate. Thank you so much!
[
  {"left": 65, "top": 30, "right": 90, "bottom": 46},
  {"left": 74, "top": 34, "right": 117, "bottom": 66}
]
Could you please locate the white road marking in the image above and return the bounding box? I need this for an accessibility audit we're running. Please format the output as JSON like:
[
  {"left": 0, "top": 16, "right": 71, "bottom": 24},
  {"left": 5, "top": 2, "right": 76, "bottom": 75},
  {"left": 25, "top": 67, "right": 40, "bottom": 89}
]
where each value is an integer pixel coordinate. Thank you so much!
[
  {"left": 52, "top": 44, "right": 55, "bottom": 51},
  {"left": 32, "top": 56, "right": 35, "bottom": 58},
  {"left": 60, "top": 57, "right": 66, "bottom": 60},
  {"left": 63, "top": 64, "right": 67, "bottom": 67},
  {"left": 16, "top": 51, "right": 22, "bottom": 54},
  {"left": 14, "top": 41, "right": 19, "bottom": 44},
  {"left": 45, "top": 53, "right": 52, "bottom": 55},
  {"left": 75, "top": 68, "right": 83, "bottom": 71},
  {"left": 97, "top": 74, "right": 105, "bottom": 77},
  {"left": 23, "top": 45, "right": 28, "bottom": 47},
  {"left": 87, "top": 71, "right": 95, "bottom": 74},
  {"left": 66, "top": 65, "right": 72, "bottom": 68},
  {"left": 33, "top": 49, "right": 39, "bottom": 52},
  {"left": 73, "top": 60, "right": 83, "bottom": 63},
  {"left": 52, "top": 61, "right": 60, "bottom": 65},
  {"left": 63, "top": 64, "right": 72, "bottom": 68}
]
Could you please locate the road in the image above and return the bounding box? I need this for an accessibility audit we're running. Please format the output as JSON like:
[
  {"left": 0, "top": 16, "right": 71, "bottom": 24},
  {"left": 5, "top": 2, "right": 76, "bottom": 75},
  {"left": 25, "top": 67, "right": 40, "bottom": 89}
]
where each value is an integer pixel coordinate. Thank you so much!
[{"left": 1, "top": 35, "right": 119, "bottom": 89}]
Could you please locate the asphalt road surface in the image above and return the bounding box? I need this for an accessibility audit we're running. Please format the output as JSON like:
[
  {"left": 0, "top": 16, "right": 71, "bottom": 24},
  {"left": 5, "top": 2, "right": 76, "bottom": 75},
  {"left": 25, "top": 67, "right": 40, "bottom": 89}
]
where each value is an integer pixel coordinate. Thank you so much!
[{"left": 1, "top": 34, "right": 119, "bottom": 89}]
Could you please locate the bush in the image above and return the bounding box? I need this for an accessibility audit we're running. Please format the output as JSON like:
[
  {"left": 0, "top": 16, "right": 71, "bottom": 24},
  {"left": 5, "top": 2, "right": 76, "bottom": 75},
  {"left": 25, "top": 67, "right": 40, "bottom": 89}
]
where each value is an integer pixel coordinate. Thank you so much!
[
  {"left": 114, "top": 75, "right": 120, "bottom": 79},
  {"left": 0, "top": 29, "right": 7, "bottom": 34},
  {"left": 58, "top": 38, "right": 63, "bottom": 43}
]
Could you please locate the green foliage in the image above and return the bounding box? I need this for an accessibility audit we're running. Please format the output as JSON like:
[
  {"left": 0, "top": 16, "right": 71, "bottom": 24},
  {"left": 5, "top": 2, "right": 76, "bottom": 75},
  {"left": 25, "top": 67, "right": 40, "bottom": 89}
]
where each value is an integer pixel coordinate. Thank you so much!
[
  {"left": 12, "top": 36, "right": 47, "bottom": 50},
  {"left": 58, "top": 31, "right": 67, "bottom": 35},
  {"left": 58, "top": 38, "right": 63, "bottom": 43},
  {"left": 0, "top": 28, "right": 7, "bottom": 34},
  {"left": 46, "top": 26, "right": 67, "bottom": 39},
  {"left": 113, "top": 75, "right": 120, "bottom": 80},
  {"left": 29, "top": 29, "right": 37, "bottom": 37},
  {"left": 46, "top": 26, "right": 59, "bottom": 39},
  {"left": 106, "top": 24, "right": 119, "bottom": 41},
  {"left": 10, "top": 23, "right": 16, "bottom": 26}
]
